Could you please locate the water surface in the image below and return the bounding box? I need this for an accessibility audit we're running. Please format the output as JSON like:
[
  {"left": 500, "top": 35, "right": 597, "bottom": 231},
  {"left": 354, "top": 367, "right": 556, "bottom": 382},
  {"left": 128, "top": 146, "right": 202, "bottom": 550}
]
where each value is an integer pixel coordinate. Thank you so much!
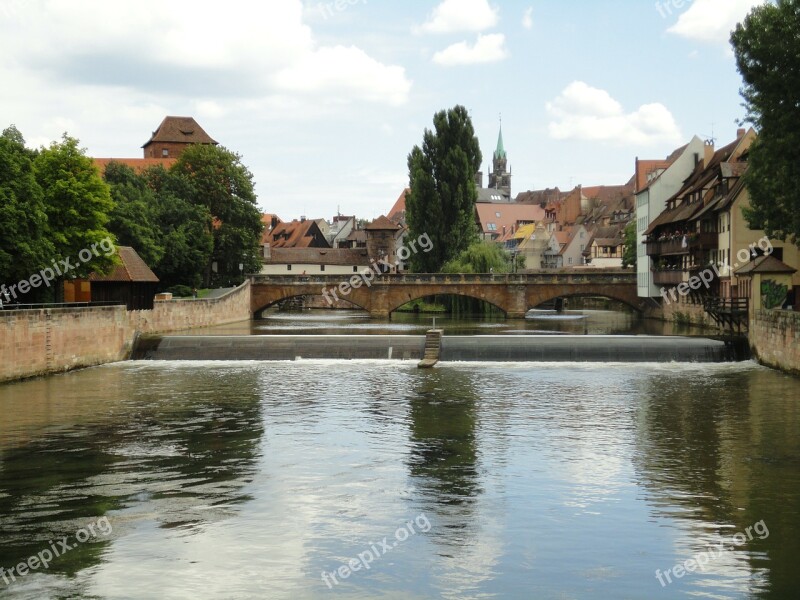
[{"left": 1, "top": 360, "right": 798, "bottom": 599}]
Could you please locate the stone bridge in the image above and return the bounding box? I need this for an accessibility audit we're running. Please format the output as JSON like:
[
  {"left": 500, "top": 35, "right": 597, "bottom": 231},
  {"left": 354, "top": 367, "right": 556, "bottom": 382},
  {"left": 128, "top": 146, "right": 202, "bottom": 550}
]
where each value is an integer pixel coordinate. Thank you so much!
[{"left": 250, "top": 270, "right": 643, "bottom": 318}]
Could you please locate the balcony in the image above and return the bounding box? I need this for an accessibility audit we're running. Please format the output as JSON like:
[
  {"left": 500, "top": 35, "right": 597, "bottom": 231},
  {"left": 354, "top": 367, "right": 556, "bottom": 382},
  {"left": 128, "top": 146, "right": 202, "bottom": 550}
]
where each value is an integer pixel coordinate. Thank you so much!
[
  {"left": 646, "top": 232, "right": 718, "bottom": 257},
  {"left": 652, "top": 270, "right": 684, "bottom": 286}
]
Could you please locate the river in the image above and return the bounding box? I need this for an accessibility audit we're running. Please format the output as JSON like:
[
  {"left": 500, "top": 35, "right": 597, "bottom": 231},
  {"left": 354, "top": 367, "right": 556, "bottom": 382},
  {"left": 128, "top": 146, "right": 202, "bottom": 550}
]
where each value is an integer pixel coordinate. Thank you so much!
[{"left": 0, "top": 311, "right": 798, "bottom": 599}]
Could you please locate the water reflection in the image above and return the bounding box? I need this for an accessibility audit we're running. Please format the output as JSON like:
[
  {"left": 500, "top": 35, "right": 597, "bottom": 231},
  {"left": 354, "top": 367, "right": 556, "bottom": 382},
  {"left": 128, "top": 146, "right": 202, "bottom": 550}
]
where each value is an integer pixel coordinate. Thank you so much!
[
  {"left": 0, "top": 364, "right": 263, "bottom": 590},
  {"left": 0, "top": 361, "right": 798, "bottom": 599},
  {"left": 408, "top": 369, "right": 481, "bottom": 505},
  {"left": 633, "top": 365, "right": 800, "bottom": 598}
]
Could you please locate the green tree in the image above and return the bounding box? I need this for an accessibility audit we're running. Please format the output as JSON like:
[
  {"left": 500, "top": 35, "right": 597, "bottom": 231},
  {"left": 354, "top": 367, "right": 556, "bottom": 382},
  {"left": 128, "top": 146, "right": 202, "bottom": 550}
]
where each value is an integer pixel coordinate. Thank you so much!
[
  {"left": 731, "top": 0, "right": 800, "bottom": 245},
  {"left": 622, "top": 221, "right": 637, "bottom": 268},
  {"left": 406, "top": 106, "right": 482, "bottom": 272},
  {"left": 441, "top": 241, "right": 514, "bottom": 274},
  {"left": 171, "top": 144, "right": 263, "bottom": 285},
  {"left": 143, "top": 165, "right": 214, "bottom": 290},
  {"left": 34, "top": 135, "right": 117, "bottom": 277},
  {"left": 0, "top": 126, "right": 55, "bottom": 301},
  {"left": 103, "top": 162, "right": 164, "bottom": 268}
]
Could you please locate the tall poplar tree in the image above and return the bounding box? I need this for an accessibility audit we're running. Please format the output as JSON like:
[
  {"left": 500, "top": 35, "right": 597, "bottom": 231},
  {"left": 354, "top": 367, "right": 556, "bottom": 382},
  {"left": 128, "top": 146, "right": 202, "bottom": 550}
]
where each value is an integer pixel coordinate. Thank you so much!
[{"left": 406, "top": 106, "right": 482, "bottom": 272}]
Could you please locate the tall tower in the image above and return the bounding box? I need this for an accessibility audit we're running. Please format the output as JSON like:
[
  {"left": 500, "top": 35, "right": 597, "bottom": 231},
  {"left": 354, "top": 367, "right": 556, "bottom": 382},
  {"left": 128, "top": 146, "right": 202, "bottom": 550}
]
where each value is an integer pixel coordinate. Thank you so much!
[{"left": 488, "top": 122, "right": 511, "bottom": 198}]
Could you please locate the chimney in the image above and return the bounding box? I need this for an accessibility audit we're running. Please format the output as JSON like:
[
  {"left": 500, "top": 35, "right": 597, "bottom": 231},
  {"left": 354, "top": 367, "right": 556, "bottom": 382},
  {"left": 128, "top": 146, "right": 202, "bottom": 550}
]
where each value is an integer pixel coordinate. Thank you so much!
[
  {"left": 703, "top": 140, "right": 715, "bottom": 168},
  {"left": 271, "top": 216, "right": 278, "bottom": 230},
  {"left": 300, "top": 215, "right": 306, "bottom": 223},
  {"left": 737, "top": 128, "right": 746, "bottom": 140}
]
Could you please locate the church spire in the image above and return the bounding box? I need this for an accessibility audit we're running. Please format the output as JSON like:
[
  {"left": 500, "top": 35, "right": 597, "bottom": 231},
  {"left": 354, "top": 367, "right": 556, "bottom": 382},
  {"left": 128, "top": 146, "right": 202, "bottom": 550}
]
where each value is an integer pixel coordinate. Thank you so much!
[{"left": 494, "top": 121, "right": 506, "bottom": 160}]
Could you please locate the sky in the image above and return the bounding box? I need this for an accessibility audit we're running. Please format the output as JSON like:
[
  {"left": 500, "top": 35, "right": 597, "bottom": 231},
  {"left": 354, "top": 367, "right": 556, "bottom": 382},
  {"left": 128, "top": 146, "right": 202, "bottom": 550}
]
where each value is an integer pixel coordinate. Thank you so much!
[{"left": 0, "top": 0, "right": 767, "bottom": 221}]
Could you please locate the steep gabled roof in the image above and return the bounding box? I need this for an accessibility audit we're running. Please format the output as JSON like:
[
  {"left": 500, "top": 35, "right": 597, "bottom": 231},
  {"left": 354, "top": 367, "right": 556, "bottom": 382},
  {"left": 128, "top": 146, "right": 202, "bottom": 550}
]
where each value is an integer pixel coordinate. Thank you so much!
[
  {"left": 269, "top": 220, "right": 330, "bottom": 249},
  {"left": 143, "top": 116, "right": 217, "bottom": 148},
  {"left": 89, "top": 247, "right": 159, "bottom": 283},
  {"left": 365, "top": 215, "right": 401, "bottom": 231}
]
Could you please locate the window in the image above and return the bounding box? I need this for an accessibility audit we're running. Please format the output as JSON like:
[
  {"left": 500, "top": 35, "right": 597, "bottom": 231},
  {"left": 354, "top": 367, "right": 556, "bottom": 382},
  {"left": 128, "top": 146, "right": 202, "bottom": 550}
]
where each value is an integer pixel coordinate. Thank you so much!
[
  {"left": 162, "top": 148, "right": 169, "bottom": 157},
  {"left": 495, "top": 212, "right": 501, "bottom": 218},
  {"left": 568, "top": 257, "right": 573, "bottom": 265},
  {"left": 320, "top": 265, "right": 325, "bottom": 272},
  {"left": 353, "top": 266, "right": 358, "bottom": 272},
  {"left": 580, "top": 231, "right": 585, "bottom": 239},
  {"left": 487, "top": 223, "right": 497, "bottom": 231},
  {"left": 287, "top": 265, "right": 292, "bottom": 271}
]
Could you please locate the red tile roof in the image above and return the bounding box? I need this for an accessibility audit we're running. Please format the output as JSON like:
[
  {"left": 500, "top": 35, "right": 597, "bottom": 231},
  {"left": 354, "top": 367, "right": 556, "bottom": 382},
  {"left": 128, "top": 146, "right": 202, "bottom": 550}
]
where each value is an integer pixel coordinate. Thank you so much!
[
  {"left": 365, "top": 215, "right": 401, "bottom": 231},
  {"left": 94, "top": 157, "right": 176, "bottom": 175},
  {"left": 269, "top": 220, "right": 330, "bottom": 249},
  {"left": 388, "top": 189, "right": 409, "bottom": 219},
  {"left": 475, "top": 203, "right": 545, "bottom": 236},
  {"left": 143, "top": 116, "right": 217, "bottom": 148},
  {"left": 265, "top": 248, "right": 370, "bottom": 266},
  {"left": 89, "top": 246, "right": 159, "bottom": 283}
]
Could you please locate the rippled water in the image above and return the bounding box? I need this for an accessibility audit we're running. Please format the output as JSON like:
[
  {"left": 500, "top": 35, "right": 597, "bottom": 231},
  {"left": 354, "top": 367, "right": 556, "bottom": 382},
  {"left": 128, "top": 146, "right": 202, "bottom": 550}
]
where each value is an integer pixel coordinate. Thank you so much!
[{"left": 1, "top": 359, "right": 798, "bottom": 599}]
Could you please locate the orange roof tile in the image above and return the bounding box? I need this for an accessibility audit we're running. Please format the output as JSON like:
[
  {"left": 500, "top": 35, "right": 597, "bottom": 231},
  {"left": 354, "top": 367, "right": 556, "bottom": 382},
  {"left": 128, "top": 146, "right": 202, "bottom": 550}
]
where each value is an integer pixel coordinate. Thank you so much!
[{"left": 94, "top": 157, "right": 176, "bottom": 175}]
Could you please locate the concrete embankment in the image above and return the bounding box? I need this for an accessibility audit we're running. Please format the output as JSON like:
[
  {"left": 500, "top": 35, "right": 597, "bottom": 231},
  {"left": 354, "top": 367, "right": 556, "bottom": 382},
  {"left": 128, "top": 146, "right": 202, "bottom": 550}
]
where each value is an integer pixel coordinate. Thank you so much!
[{"left": 132, "top": 334, "right": 746, "bottom": 363}]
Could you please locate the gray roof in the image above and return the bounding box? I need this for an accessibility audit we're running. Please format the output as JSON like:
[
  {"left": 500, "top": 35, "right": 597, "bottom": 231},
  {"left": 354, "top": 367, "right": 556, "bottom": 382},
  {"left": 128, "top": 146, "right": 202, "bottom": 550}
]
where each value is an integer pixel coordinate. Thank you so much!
[{"left": 477, "top": 187, "right": 512, "bottom": 203}]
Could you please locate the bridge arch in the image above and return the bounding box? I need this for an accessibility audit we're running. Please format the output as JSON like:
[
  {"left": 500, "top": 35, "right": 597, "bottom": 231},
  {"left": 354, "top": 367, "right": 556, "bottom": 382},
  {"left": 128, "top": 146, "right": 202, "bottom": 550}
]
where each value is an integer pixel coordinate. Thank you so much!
[
  {"left": 385, "top": 291, "right": 508, "bottom": 317},
  {"left": 526, "top": 288, "right": 643, "bottom": 314},
  {"left": 252, "top": 293, "right": 369, "bottom": 317}
]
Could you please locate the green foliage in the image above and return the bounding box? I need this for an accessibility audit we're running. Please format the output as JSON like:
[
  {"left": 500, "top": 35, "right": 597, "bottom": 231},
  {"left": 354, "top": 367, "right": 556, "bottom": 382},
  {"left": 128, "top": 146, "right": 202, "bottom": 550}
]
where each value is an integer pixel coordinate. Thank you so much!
[
  {"left": 0, "top": 126, "right": 54, "bottom": 296},
  {"left": 622, "top": 221, "right": 637, "bottom": 268},
  {"left": 103, "top": 162, "right": 164, "bottom": 268},
  {"left": 441, "top": 241, "right": 513, "bottom": 274},
  {"left": 142, "top": 165, "right": 214, "bottom": 290},
  {"left": 34, "top": 134, "right": 117, "bottom": 277},
  {"left": 731, "top": 0, "right": 800, "bottom": 246},
  {"left": 406, "top": 105, "right": 482, "bottom": 272},
  {"left": 761, "top": 279, "right": 789, "bottom": 309},
  {"left": 172, "top": 144, "right": 263, "bottom": 285},
  {"left": 166, "top": 285, "right": 194, "bottom": 298}
]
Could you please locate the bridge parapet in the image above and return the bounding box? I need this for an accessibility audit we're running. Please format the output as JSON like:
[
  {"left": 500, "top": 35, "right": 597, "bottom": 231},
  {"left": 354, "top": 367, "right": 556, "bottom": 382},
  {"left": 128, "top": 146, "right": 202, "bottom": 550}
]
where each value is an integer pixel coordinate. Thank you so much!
[{"left": 250, "top": 269, "right": 636, "bottom": 286}]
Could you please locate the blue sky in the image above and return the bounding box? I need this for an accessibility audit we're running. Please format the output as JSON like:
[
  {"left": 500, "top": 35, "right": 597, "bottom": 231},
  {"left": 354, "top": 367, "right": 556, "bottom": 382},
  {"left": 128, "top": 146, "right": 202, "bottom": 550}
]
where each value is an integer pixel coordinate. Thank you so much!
[{"left": 0, "top": 0, "right": 765, "bottom": 221}]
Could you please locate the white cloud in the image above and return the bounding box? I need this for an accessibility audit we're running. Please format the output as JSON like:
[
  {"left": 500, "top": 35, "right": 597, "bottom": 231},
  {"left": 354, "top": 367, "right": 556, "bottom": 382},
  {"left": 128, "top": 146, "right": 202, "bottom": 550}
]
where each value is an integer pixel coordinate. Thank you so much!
[
  {"left": 433, "top": 34, "right": 508, "bottom": 66},
  {"left": 418, "top": 0, "right": 499, "bottom": 34},
  {"left": 522, "top": 7, "right": 534, "bottom": 30},
  {"left": 0, "top": 0, "right": 410, "bottom": 108},
  {"left": 667, "top": 0, "right": 767, "bottom": 44},
  {"left": 546, "top": 81, "right": 682, "bottom": 146}
]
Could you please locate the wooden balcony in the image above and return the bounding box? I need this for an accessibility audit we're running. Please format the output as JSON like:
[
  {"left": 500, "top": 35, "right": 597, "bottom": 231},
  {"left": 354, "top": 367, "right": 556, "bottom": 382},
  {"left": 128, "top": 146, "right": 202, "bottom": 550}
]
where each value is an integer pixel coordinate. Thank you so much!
[{"left": 652, "top": 270, "right": 684, "bottom": 286}]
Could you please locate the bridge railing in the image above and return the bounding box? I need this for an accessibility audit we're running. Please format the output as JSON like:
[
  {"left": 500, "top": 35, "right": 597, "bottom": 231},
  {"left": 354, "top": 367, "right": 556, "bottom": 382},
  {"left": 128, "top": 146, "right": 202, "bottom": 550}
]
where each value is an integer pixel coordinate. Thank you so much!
[{"left": 251, "top": 269, "right": 636, "bottom": 286}]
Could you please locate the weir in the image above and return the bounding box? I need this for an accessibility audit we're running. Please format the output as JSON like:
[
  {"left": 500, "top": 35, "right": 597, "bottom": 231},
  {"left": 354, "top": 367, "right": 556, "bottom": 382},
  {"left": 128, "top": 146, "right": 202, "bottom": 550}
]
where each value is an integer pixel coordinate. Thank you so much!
[{"left": 132, "top": 334, "right": 748, "bottom": 363}]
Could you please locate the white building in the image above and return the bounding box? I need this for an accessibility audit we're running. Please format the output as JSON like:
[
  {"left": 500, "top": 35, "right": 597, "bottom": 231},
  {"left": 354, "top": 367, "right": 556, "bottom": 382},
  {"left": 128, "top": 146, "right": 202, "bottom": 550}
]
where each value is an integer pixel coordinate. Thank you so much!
[{"left": 635, "top": 137, "right": 706, "bottom": 298}]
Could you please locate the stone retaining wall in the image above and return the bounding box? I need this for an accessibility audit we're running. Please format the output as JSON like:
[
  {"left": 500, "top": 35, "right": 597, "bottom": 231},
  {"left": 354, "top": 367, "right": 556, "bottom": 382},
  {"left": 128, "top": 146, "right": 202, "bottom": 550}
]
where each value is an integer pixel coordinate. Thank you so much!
[
  {"left": 0, "top": 282, "right": 251, "bottom": 383},
  {"left": 749, "top": 309, "right": 800, "bottom": 376}
]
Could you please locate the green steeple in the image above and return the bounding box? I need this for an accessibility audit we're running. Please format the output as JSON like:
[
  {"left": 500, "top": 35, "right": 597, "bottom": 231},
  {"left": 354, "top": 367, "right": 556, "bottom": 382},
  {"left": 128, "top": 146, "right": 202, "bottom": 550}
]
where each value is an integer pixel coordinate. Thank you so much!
[{"left": 494, "top": 125, "right": 506, "bottom": 160}]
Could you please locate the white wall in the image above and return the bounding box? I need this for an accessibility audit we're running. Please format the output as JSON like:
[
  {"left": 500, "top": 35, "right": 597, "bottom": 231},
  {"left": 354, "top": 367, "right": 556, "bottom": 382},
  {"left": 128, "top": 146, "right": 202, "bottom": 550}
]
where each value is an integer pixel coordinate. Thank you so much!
[
  {"left": 260, "top": 263, "right": 368, "bottom": 276},
  {"left": 636, "top": 136, "right": 705, "bottom": 298}
]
